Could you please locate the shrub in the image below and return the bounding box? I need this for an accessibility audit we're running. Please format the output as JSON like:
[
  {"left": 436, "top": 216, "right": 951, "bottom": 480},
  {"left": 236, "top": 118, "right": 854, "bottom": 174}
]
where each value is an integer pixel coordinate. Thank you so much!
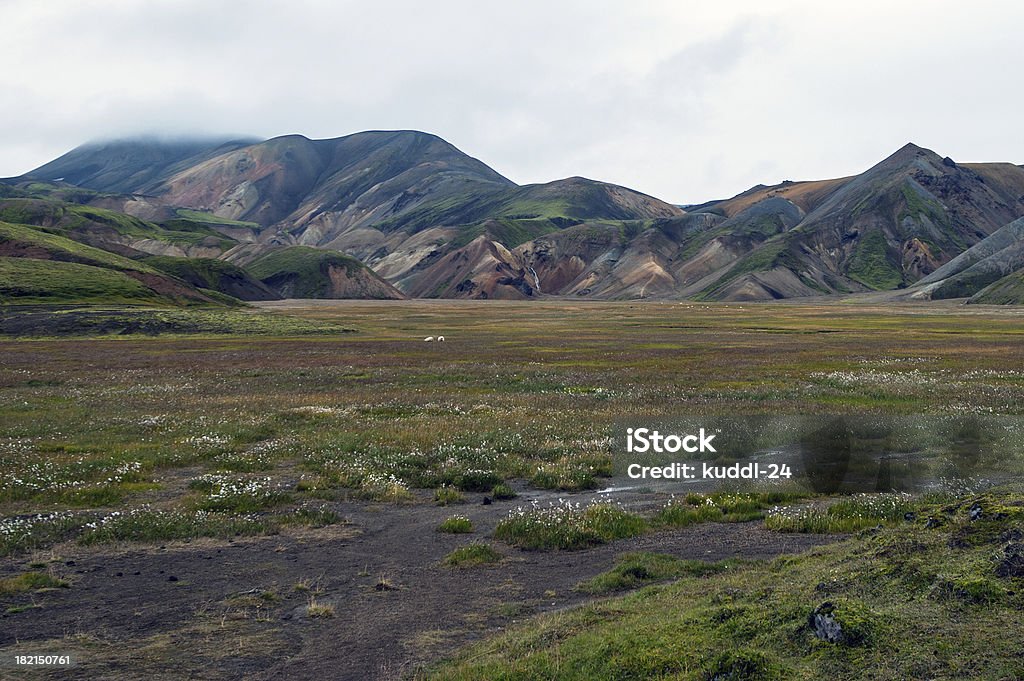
[{"left": 454, "top": 469, "right": 503, "bottom": 492}]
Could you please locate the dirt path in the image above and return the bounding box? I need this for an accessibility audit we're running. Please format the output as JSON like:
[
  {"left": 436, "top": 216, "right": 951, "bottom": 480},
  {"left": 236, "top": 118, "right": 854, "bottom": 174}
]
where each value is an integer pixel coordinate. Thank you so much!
[{"left": 0, "top": 492, "right": 837, "bottom": 680}]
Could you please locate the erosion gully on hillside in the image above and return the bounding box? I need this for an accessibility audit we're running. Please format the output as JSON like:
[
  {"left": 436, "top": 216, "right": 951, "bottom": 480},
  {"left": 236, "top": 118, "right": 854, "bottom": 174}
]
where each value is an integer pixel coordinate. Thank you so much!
[{"left": 0, "top": 488, "right": 834, "bottom": 681}]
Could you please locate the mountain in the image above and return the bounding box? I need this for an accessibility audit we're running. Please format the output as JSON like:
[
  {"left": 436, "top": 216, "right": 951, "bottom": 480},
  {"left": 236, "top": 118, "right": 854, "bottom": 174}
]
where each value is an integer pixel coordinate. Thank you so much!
[
  {"left": 15, "top": 134, "right": 1024, "bottom": 302},
  {"left": 908, "top": 217, "right": 1024, "bottom": 303},
  {"left": 26, "top": 137, "right": 256, "bottom": 195},
  {"left": 685, "top": 144, "right": 1024, "bottom": 300},
  {"left": 20, "top": 131, "right": 686, "bottom": 299}
]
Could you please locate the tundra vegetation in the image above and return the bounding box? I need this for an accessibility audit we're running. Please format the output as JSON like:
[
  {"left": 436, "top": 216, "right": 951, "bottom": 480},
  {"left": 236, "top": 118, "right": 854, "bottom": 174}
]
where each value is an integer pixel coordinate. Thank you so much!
[{"left": 2, "top": 300, "right": 1024, "bottom": 678}]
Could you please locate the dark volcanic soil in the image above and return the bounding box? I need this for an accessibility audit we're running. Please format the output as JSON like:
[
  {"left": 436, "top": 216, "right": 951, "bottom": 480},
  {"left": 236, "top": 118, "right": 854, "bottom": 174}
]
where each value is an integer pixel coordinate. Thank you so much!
[{"left": 0, "top": 490, "right": 836, "bottom": 680}]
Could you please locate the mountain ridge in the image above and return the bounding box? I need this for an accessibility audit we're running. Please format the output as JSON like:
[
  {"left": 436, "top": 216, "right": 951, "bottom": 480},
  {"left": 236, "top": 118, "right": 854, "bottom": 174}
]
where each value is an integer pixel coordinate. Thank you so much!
[{"left": 11, "top": 132, "right": 1024, "bottom": 303}]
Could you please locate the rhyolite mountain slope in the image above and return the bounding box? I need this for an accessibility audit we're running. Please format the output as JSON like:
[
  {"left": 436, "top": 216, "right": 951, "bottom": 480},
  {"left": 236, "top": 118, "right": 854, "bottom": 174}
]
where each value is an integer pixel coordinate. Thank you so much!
[
  {"left": 683, "top": 144, "right": 1024, "bottom": 300},
  {"left": 21, "top": 130, "right": 688, "bottom": 299},
  {"left": 907, "top": 217, "right": 1024, "bottom": 303},
  {"left": 18, "top": 134, "right": 1024, "bottom": 301}
]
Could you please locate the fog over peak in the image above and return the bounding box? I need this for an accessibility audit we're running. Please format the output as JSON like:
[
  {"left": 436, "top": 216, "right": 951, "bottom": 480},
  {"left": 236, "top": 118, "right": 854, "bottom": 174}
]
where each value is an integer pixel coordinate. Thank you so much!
[{"left": 2, "top": 0, "right": 1022, "bottom": 204}]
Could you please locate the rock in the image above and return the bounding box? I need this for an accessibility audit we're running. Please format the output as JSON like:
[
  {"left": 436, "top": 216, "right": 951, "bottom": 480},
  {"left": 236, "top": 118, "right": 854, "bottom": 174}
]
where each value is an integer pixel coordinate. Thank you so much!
[
  {"left": 1000, "top": 528, "right": 1023, "bottom": 543},
  {"left": 943, "top": 156, "right": 957, "bottom": 168},
  {"left": 970, "top": 504, "right": 984, "bottom": 521},
  {"left": 808, "top": 601, "right": 874, "bottom": 646},
  {"left": 904, "top": 512, "right": 917, "bottom": 522},
  {"left": 925, "top": 517, "right": 943, "bottom": 529},
  {"left": 168, "top": 575, "right": 179, "bottom": 582},
  {"left": 995, "top": 542, "right": 1024, "bottom": 578},
  {"left": 809, "top": 602, "right": 844, "bottom": 643},
  {"left": 482, "top": 496, "right": 492, "bottom": 506}
]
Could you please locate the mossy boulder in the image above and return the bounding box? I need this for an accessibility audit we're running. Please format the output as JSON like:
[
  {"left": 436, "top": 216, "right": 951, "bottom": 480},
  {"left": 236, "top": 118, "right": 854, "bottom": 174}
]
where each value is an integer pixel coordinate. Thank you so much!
[{"left": 808, "top": 600, "right": 878, "bottom": 646}]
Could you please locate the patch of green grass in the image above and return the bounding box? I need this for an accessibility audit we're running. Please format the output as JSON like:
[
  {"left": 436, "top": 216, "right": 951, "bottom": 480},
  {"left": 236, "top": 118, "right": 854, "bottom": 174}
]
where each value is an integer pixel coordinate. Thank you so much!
[
  {"left": 765, "top": 493, "right": 913, "bottom": 533},
  {"left": 78, "top": 508, "right": 274, "bottom": 544},
  {"left": 279, "top": 506, "right": 343, "bottom": 528},
  {"left": 434, "top": 485, "right": 466, "bottom": 506},
  {"left": 246, "top": 246, "right": 370, "bottom": 298},
  {"left": 174, "top": 209, "right": 260, "bottom": 229},
  {"left": 493, "top": 500, "right": 647, "bottom": 550},
  {"left": 0, "top": 221, "right": 158, "bottom": 273},
  {"left": 0, "top": 513, "right": 84, "bottom": 557},
  {"left": 438, "top": 515, "right": 473, "bottom": 534},
  {"left": 0, "top": 257, "right": 163, "bottom": 306},
  {"left": 0, "top": 571, "right": 69, "bottom": 595},
  {"left": 577, "top": 552, "right": 740, "bottom": 594},
  {"left": 0, "top": 306, "right": 349, "bottom": 337},
  {"left": 5, "top": 604, "right": 42, "bottom": 614},
  {"left": 490, "top": 483, "right": 517, "bottom": 500},
  {"left": 141, "top": 256, "right": 264, "bottom": 294},
  {"left": 969, "top": 270, "right": 1024, "bottom": 305},
  {"left": 847, "top": 228, "right": 904, "bottom": 290},
  {"left": 529, "top": 454, "right": 609, "bottom": 492},
  {"left": 443, "top": 543, "right": 502, "bottom": 568},
  {"left": 656, "top": 492, "right": 805, "bottom": 527},
  {"left": 655, "top": 499, "right": 723, "bottom": 527}
]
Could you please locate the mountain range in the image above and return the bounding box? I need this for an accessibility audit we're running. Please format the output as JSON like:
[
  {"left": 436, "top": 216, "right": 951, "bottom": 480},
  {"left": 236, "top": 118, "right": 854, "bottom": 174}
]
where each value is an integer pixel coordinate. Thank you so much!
[{"left": 3, "top": 130, "right": 1023, "bottom": 306}]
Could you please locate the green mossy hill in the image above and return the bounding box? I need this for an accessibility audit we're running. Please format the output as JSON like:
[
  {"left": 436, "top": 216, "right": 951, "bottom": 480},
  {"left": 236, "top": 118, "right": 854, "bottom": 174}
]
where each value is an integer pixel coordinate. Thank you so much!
[
  {"left": 141, "top": 256, "right": 280, "bottom": 301},
  {"left": 0, "top": 221, "right": 223, "bottom": 306},
  {"left": 0, "top": 257, "right": 166, "bottom": 306},
  {"left": 428, "top": 490, "right": 1024, "bottom": 680},
  {"left": 0, "top": 198, "right": 236, "bottom": 250},
  {"left": 969, "top": 270, "right": 1024, "bottom": 304},
  {"left": 246, "top": 246, "right": 403, "bottom": 299}
]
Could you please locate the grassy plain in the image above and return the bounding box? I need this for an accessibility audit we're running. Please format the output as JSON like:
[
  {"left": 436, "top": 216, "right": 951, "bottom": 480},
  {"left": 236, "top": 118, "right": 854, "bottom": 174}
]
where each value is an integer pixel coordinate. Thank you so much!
[
  {"left": 3, "top": 299, "right": 1024, "bottom": 551},
  {"left": 1, "top": 299, "right": 1023, "bottom": 678}
]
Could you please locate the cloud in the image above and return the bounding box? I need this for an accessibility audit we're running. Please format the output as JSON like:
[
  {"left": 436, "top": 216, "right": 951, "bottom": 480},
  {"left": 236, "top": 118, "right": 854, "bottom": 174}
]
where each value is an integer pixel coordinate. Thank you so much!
[{"left": 1, "top": 0, "right": 1022, "bottom": 202}]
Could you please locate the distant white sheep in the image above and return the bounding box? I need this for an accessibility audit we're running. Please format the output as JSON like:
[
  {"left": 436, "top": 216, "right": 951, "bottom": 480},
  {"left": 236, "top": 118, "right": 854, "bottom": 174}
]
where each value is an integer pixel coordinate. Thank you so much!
[
  {"left": 424, "top": 336, "right": 435, "bottom": 342},
  {"left": 437, "top": 336, "right": 445, "bottom": 342}
]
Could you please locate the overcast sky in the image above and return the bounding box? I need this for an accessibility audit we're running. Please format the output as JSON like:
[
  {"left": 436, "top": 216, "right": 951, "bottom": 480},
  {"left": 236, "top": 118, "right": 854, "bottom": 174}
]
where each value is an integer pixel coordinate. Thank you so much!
[{"left": 2, "top": 0, "right": 1021, "bottom": 203}]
